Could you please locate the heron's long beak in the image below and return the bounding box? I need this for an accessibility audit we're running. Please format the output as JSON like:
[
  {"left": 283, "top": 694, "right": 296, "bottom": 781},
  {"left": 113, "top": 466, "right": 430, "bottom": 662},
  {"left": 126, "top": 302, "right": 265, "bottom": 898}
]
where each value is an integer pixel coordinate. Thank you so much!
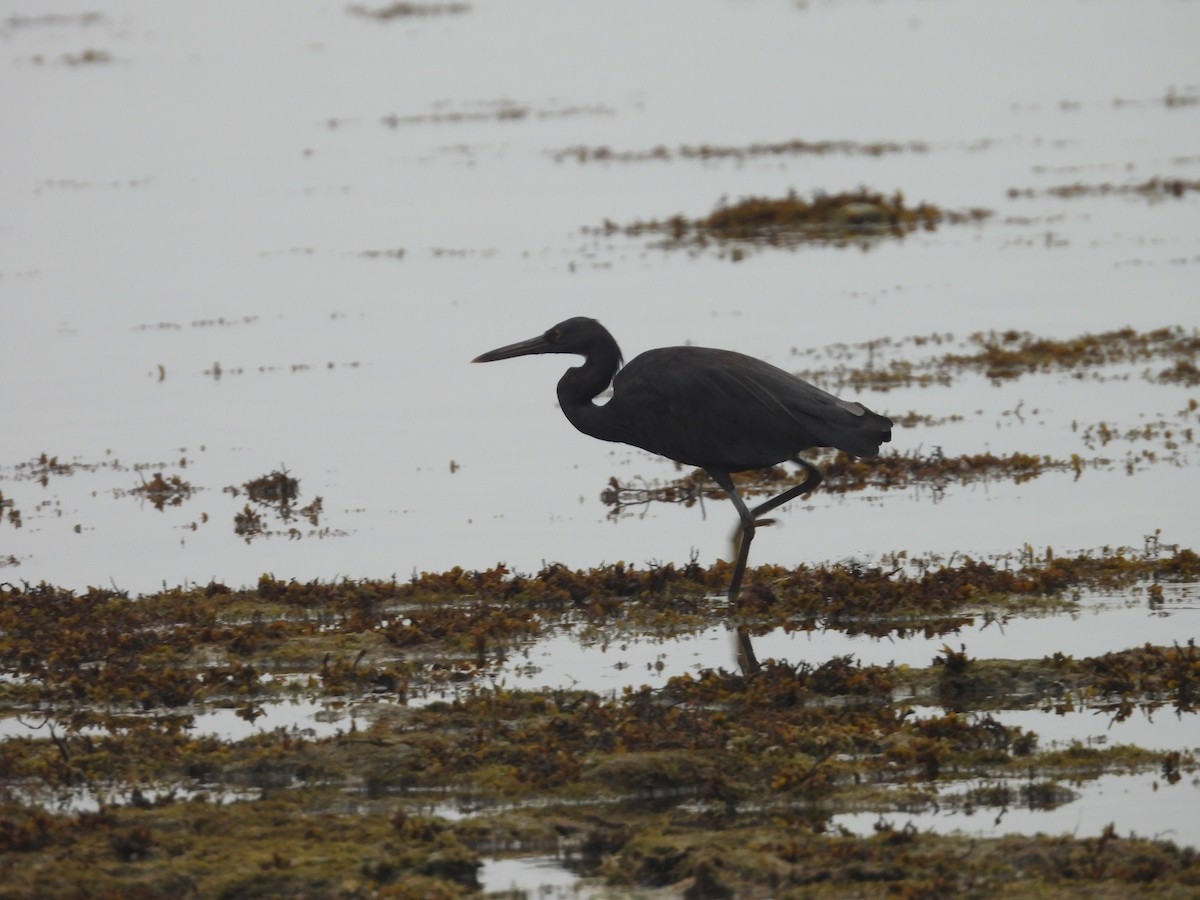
[{"left": 471, "top": 334, "right": 553, "bottom": 363}]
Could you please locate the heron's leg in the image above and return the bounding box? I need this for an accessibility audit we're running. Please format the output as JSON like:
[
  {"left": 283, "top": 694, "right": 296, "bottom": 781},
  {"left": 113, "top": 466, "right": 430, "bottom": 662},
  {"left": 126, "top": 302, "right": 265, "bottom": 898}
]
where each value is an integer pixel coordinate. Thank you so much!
[
  {"left": 708, "top": 470, "right": 757, "bottom": 606},
  {"left": 750, "top": 457, "right": 822, "bottom": 520},
  {"left": 711, "top": 462, "right": 823, "bottom": 604},
  {"left": 714, "top": 459, "right": 823, "bottom": 678},
  {"left": 734, "top": 625, "right": 760, "bottom": 676},
  {"left": 709, "top": 470, "right": 762, "bottom": 676}
]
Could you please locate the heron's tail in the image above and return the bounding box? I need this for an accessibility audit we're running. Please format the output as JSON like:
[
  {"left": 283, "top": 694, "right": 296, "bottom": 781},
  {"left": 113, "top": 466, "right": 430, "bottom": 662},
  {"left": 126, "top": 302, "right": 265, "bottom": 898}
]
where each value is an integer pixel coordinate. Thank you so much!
[{"left": 814, "top": 406, "right": 892, "bottom": 458}]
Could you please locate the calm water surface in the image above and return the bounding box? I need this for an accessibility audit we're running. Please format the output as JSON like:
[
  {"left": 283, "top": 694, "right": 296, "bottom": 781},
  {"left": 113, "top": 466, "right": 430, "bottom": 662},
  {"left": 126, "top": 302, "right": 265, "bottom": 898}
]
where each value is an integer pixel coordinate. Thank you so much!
[{"left": 2, "top": 0, "right": 1199, "bottom": 884}]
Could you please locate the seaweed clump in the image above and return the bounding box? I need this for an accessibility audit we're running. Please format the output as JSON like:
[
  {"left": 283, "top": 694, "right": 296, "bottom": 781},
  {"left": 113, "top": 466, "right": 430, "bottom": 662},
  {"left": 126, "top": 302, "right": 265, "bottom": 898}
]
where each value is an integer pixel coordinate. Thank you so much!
[
  {"left": 590, "top": 189, "right": 991, "bottom": 256},
  {"left": 347, "top": 2, "right": 471, "bottom": 18},
  {"left": 1008, "top": 176, "right": 1200, "bottom": 200},
  {"left": 792, "top": 325, "right": 1200, "bottom": 393},
  {"left": 551, "top": 137, "right": 930, "bottom": 164},
  {"left": 129, "top": 472, "right": 194, "bottom": 510},
  {"left": 602, "top": 447, "right": 1094, "bottom": 515},
  {"left": 227, "top": 469, "right": 326, "bottom": 542}
]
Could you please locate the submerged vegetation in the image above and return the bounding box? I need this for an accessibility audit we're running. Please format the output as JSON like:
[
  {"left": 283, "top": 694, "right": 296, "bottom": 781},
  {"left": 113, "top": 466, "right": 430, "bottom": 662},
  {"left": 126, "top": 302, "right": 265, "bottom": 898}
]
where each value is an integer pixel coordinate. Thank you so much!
[
  {"left": 1, "top": 544, "right": 1198, "bottom": 895},
  {"left": 602, "top": 448, "right": 1100, "bottom": 516},
  {"left": 128, "top": 472, "right": 194, "bottom": 511},
  {"left": 791, "top": 325, "right": 1200, "bottom": 392},
  {"left": 588, "top": 188, "right": 992, "bottom": 256},
  {"left": 1009, "top": 176, "right": 1200, "bottom": 201},
  {"left": 348, "top": 2, "right": 471, "bottom": 20},
  {"left": 551, "top": 137, "right": 931, "bottom": 164}
]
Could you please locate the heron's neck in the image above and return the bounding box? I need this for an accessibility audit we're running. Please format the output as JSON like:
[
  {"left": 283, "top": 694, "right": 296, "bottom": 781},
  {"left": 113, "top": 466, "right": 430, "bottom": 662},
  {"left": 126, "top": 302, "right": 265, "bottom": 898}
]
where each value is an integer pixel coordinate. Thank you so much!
[{"left": 556, "top": 341, "right": 623, "bottom": 442}]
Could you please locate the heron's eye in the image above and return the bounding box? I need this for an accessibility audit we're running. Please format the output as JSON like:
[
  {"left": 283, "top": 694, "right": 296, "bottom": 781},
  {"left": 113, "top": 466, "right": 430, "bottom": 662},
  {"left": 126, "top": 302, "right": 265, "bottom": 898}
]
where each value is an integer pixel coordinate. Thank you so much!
[{"left": 546, "top": 328, "right": 561, "bottom": 342}]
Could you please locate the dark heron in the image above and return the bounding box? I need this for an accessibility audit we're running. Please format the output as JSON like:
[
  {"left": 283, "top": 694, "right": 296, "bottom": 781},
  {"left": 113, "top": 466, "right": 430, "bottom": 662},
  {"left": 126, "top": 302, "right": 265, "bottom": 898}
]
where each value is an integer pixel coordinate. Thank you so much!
[{"left": 473, "top": 316, "right": 892, "bottom": 644}]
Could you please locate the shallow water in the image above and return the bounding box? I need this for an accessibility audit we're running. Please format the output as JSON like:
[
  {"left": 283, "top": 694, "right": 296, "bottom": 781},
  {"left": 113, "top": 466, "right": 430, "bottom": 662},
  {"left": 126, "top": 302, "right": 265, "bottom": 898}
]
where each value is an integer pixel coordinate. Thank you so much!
[
  {"left": 2, "top": 0, "right": 1199, "bottom": 892},
  {"left": 834, "top": 770, "right": 1200, "bottom": 848},
  {"left": 488, "top": 587, "right": 1199, "bottom": 692},
  {"left": 479, "top": 855, "right": 597, "bottom": 898},
  {"left": 3, "top": 0, "right": 1197, "bottom": 594}
]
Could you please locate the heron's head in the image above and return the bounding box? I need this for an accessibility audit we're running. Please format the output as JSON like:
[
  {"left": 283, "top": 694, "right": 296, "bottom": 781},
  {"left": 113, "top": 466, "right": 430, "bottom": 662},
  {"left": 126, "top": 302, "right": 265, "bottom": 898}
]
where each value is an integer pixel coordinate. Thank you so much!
[{"left": 472, "top": 317, "right": 619, "bottom": 363}]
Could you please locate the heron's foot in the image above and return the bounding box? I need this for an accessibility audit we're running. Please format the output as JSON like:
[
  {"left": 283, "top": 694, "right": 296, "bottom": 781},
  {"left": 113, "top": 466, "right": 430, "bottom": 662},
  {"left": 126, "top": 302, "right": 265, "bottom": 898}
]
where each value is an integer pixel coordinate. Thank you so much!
[
  {"left": 731, "top": 519, "right": 754, "bottom": 541},
  {"left": 753, "top": 516, "right": 777, "bottom": 529}
]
